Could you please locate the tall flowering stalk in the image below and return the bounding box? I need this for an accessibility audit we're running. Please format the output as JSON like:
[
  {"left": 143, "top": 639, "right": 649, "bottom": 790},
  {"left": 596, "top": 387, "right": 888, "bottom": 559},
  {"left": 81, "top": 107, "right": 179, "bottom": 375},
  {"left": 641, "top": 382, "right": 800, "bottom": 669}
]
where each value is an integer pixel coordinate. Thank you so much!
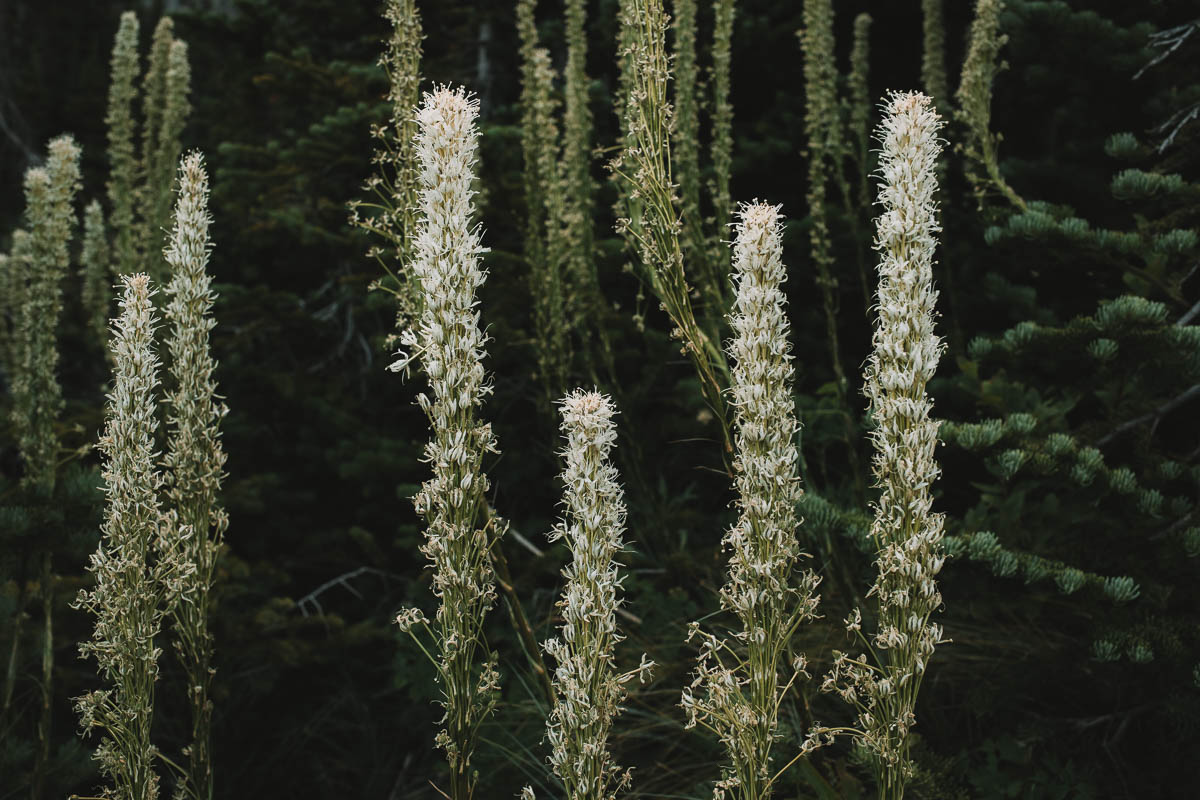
[
  {"left": 350, "top": 0, "right": 424, "bottom": 336},
  {"left": 821, "top": 92, "right": 948, "bottom": 800},
  {"left": 162, "top": 152, "right": 228, "bottom": 800},
  {"left": 707, "top": 0, "right": 735, "bottom": 274},
  {"left": 391, "top": 87, "right": 500, "bottom": 800},
  {"left": 920, "top": 0, "right": 948, "bottom": 110},
  {"left": 538, "top": 390, "right": 651, "bottom": 800},
  {"left": 846, "top": 12, "right": 876, "bottom": 318},
  {"left": 956, "top": 0, "right": 1025, "bottom": 210},
  {"left": 74, "top": 273, "right": 187, "bottom": 800},
  {"left": 0, "top": 229, "right": 31, "bottom": 741},
  {"left": 613, "top": 0, "right": 733, "bottom": 463},
  {"left": 682, "top": 203, "right": 820, "bottom": 800},
  {"left": 13, "top": 134, "right": 81, "bottom": 800},
  {"left": 799, "top": 0, "right": 864, "bottom": 501},
  {"left": 13, "top": 136, "right": 82, "bottom": 493},
  {"left": 673, "top": 0, "right": 700, "bottom": 233},
  {"left": 673, "top": 0, "right": 724, "bottom": 320},
  {"left": 0, "top": 231, "right": 31, "bottom": 372},
  {"left": 107, "top": 11, "right": 141, "bottom": 277},
  {"left": 141, "top": 17, "right": 174, "bottom": 180},
  {"left": 150, "top": 40, "right": 192, "bottom": 276},
  {"left": 562, "top": 0, "right": 615, "bottom": 380},
  {"left": 81, "top": 200, "right": 113, "bottom": 346},
  {"left": 140, "top": 16, "right": 173, "bottom": 275},
  {"left": 848, "top": 14, "right": 873, "bottom": 212},
  {"left": 517, "top": 0, "right": 572, "bottom": 405}
]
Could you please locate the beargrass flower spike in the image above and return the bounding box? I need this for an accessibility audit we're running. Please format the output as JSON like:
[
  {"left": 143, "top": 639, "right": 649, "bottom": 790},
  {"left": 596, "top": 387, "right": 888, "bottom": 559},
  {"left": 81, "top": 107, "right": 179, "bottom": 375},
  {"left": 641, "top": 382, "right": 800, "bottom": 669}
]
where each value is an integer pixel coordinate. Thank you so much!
[
  {"left": 799, "top": 0, "right": 865, "bottom": 501},
  {"left": 563, "top": 0, "right": 615, "bottom": 381},
  {"left": 517, "top": 0, "right": 572, "bottom": 405},
  {"left": 12, "top": 136, "right": 81, "bottom": 493},
  {"left": 107, "top": 11, "right": 141, "bottom": 277},
  {"left": 140, "top": 16, "right": 177, "bottom": 275},
  {"left": 848, "top": 14, "right": 873, "bottom": 211},
  {"left": 674, "top": 0, "right": 724, "bottom": 317},
  {"left": 920, "top": 0, "right": 948, "bottom": 110},
  {"left": 81, "top": 200, "right": 113, "bottom": 347},
  {"left": 613, "top": 0, "right": 733, "bottom": 464},
  {"left": 542, "top": 389, "right": 651, "bottom": 800},
  {"left": 74, "top": 273, "right": 191, "bottom": 800},
  {"left": 956, "top": 0, "right": 1025, "bottom": 210},
  {"left": 162, "top": 151, "right": 228, "bottom": 800},
  {"left": 0, "top": 232, "right": 29, "bottom": 371},
  {"left": 14, "top": 134, "right": 81, "bottom": 800},
  {"left": 682, "top": 202, "right": 821, "bottom": 800},
  {"left": 708, "top": 0, "right": 735, "bottom": 274},
  {"left": 141, "top": 16, "right": 174, "bottom": 181},
  {"left": 391, "top": 86, "right": 501, "bottom": 800},
  {"left": 820, "top": 91, "right": 948, "bottom": 800},
  {"left": 348, "top": 0, "right": 424, "bottom": 337},
  {"left": 149, "top": 38, "right": 192, "bottom": 280}
]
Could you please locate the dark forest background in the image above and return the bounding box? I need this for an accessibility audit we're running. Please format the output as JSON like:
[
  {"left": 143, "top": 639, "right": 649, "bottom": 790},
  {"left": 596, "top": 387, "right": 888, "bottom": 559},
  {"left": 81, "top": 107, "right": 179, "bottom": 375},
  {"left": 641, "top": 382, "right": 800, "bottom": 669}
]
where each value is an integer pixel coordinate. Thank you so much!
[{"left": 2, "top": 0, "right": 1199, "bottom": 798}]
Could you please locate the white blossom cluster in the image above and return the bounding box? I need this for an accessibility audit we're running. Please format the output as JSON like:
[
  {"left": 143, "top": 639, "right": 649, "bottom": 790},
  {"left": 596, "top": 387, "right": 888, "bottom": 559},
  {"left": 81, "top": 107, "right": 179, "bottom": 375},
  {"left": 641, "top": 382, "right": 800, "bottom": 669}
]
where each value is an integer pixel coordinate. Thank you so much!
[
  {"left": 542, "top": 390, "right": 651, "bottom": 800},
  {"left": 391, "top": 86, "right": 501, "bottom": 786},
  {"left": 821, "top": 91, "right": 947, "bottom": 792},
  {"left": 162, "top": 151, "right": 228, "bottom": 799},
  {"left": 682, "top": 203, "right": 820, "bottom": 800},
  {"left": 74, "top": 274, "right": 193, "bottom": 800}
]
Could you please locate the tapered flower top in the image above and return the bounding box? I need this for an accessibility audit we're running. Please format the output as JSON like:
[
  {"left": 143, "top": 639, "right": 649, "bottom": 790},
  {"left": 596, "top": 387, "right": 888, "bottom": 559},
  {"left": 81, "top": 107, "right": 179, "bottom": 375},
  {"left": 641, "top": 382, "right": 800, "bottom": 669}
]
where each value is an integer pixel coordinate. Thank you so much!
[
  {"left": 724, "top": 202, "right": 807, "bottom": 622},
  {"left": 822, "top": 90, "right": 947, "bottom": 795},
  {"left": 542, "top": 389, "right": 648, "bottom": 800},
  {"left": 683, "top": 202, "right": 820, "bottom": 800},
  {"left": 393, "top": 85, "right": 499, "bottom": 798},
  {"left": 162, "top": 149, "right": 227, "bottom": 800},
  {"left": 12, "top": 134, "right": 82, "bottom": 492},
  {"left": 75, "top": 273, "right": 186, "bottom": 800},
  {"left": 163, "top": 149, "right": 227, "bottom": 597},
  {"left": 107, "top": 11, "right": 140, "bottom": 276}
]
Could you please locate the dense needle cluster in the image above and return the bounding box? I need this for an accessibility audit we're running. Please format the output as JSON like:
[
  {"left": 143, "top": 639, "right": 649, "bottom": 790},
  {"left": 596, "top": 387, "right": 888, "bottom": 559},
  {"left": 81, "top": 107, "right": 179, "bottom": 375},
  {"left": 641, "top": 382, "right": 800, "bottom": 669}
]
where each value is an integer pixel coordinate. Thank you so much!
[
  {"left": 821, "top": 91, "right": 948, "bottom": 799},
  {"left": 682, "top": 203, "right": 820, "bottom": 800}
]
